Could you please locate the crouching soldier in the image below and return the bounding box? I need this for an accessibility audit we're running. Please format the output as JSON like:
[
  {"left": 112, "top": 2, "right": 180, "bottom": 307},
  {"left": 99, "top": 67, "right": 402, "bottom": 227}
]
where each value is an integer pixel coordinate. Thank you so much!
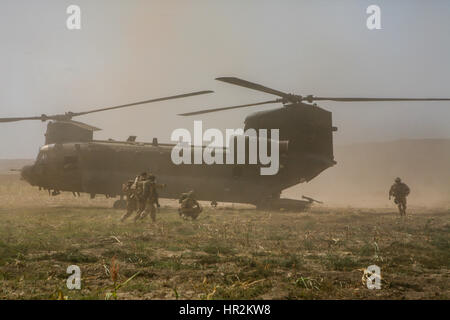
[{"left": 178, "top": 190, "right": 202, "bottom": 220}]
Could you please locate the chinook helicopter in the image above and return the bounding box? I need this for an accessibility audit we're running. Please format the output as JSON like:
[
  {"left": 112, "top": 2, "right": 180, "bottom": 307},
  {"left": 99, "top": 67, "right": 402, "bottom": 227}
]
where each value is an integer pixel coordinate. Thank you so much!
[{"left": 2, "top": 77, "right": 449, "bottom": 210}]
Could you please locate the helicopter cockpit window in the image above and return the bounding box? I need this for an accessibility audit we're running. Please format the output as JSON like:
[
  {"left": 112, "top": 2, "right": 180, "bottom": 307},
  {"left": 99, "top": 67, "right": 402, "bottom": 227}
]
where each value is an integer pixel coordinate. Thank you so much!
[{"left": 36, "top": 151, "right": 48, "bottom": 164}]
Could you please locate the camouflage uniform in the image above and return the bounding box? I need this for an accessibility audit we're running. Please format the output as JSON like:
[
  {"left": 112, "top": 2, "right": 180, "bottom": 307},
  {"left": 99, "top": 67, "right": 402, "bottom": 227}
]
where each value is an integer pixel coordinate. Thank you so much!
[
  {"left": 118, "top": 172, "right": 146, "bottom": 222},
  {"left": 120, "top": 180, "right": 138, "bottom": 222},
  {"left": 136, "top": 175, "right": 165, "bottom": 222},
  {"left": 178, "top": 191, "right": 202, "bottom": 220},
  {"left": 136, "top": 180, "right": 157, "bottom": 222},
  {"left": 389, "top": 178, "right": 410, "bottom": 216}
]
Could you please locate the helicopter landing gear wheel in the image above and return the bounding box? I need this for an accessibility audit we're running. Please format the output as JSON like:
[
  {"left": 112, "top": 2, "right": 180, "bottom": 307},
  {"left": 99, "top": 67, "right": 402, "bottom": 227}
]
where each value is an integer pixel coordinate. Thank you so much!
[{"left": 113, "top": 199, "right": 127, "bottom": 210}]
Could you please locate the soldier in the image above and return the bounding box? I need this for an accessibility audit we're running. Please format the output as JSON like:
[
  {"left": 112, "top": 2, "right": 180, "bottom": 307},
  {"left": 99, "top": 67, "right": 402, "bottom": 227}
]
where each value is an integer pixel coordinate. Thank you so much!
[
  {"left": 178, "top": 190, "right": 202, "bottom": 220},
  {"left": 136, "top": 174, "right": 166, "bottom": 222},
  {"left": 120, "top": 180, "right": 138, "bottom": 222},
  {"left": 389, "top": 177, "right": 410, "bottom": 216},
  {"left": 135, "top": 172, "right": 148, "bottom": 187},
  {"left": 134, "top": 172, "right": 150, "bottom": 221},
  {"left": 151, "top": 175, "right": 162, "bottom": 209},
  {"left": 120, "top": 172, "right": 147, "bottom": 222}
]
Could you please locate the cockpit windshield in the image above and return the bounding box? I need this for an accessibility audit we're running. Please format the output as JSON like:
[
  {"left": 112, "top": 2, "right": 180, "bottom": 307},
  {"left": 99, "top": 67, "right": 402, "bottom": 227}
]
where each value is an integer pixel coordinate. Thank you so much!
[
  {"left": 36, "top": 144, "right": 54, "bottom": 163},
  {"left": 36, "top": 150, "right": 48, "bottom": 164}
]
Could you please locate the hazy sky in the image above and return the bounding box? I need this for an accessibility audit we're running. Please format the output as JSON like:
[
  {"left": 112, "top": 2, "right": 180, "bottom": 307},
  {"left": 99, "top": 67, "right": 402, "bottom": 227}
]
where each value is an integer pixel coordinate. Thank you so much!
[{"left": 1, "top": 0, "right": 449, "bottom": 158}]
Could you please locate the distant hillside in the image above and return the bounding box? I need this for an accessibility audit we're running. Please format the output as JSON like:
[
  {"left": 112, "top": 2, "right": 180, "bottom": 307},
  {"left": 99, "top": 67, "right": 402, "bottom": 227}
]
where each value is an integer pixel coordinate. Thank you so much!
[
  {"left": 284, "top": 139, "right": 450, "bottom": 207},
  {"left": 0, "top": 159, "right": 33, "bottom": 174}
]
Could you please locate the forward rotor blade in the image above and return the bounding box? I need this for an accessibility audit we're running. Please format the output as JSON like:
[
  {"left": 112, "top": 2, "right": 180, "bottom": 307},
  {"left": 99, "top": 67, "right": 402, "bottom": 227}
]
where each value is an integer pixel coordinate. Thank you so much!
[
  {"left": 0, "top": 90, "right": 214, "bottom": 124},
  {"left": 73, "top": 90, "right": 214, "bottom": 117},
  {"left": 178, "top": 99, "right": 281, "bottom": 116},
  {"left": 311, "top": 97, "right": 450, "bottom": 102},
  {"left": 216, "top": 77, "right": 293, "bottom": 100},
  {"left": 0, "top": 116, "right": 45, "bottom": 123}
]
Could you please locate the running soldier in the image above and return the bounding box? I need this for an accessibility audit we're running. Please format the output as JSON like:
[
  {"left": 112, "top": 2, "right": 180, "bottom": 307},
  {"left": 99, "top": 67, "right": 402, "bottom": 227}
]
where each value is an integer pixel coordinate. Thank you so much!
[{"left": 389, "top": 177, "right": 411, "bottom": 216}]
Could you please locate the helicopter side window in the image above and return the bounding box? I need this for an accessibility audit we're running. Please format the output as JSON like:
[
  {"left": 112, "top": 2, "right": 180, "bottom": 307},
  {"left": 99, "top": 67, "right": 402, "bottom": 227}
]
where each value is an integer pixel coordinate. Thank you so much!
[{"left": 63, "top": 156, "right": 79, "bottom": 170}]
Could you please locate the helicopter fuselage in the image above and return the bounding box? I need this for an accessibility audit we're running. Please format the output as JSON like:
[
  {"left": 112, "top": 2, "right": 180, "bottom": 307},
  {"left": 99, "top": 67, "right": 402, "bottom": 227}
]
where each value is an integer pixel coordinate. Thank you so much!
[{"left": 21, "top": 103, "right": 337, "bottom": 206}]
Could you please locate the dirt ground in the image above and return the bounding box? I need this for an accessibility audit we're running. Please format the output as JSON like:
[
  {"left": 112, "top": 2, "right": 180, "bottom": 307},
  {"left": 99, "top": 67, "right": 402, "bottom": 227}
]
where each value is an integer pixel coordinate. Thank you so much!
[{"left": 0, "top": 174, "right": 448, "bottom": 300}]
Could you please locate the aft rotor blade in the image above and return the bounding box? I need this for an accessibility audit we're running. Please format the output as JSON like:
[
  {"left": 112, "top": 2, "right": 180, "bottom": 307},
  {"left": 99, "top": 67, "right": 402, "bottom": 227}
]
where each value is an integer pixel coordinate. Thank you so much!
[
  {"left": 311, "top": 97, "right": 450, "bottom": 102},
  {"left": 216, "top": 77, "right": 294, "bottom": 100},
  {"left": 0, "top": 116, "right": 45, "bottom": 123},
  {"left": 178, "top": 99, "right": 281, "bottom": 116},
  {"left": 73, "top": 90, "right": 214, "bottom": 117}
]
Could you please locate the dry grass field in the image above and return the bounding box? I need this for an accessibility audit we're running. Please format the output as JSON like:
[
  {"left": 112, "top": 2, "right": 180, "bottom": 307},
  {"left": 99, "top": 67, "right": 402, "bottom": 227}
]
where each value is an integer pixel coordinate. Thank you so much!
[{"left": 0, "top": 174, "right": 448, "bottom": 300}]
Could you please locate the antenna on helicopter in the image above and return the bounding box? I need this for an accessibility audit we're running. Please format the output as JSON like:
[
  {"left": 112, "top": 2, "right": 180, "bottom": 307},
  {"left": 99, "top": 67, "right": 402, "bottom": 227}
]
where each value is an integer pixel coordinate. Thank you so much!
[{"left": 178, "top": 77, "right": 450, "bottom": 116}]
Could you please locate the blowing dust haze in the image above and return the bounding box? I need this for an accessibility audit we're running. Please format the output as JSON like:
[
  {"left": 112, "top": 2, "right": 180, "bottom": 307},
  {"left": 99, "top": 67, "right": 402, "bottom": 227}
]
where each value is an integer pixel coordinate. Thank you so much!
[
  {"left": 1, "top": 0, "right": 450, "bottom": 159},
  {"left": 0, "top": 1, "right": 449, "bottom": 304}
]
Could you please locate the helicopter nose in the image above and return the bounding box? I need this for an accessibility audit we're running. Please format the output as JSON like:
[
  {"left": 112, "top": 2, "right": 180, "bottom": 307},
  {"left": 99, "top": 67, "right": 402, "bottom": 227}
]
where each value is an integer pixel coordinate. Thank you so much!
[{"left": 21, "top": 165, "right": 34, "bottom": 184}]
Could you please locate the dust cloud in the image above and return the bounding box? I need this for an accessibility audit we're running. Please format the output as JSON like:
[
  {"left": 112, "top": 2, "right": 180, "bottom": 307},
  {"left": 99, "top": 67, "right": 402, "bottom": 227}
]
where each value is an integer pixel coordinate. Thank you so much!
[
  {"left": 284, "top": 139, "right": 450, "bottom": 208},
  {"left": 1, "top": 139, "right": 449, "bottom": 210}
]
